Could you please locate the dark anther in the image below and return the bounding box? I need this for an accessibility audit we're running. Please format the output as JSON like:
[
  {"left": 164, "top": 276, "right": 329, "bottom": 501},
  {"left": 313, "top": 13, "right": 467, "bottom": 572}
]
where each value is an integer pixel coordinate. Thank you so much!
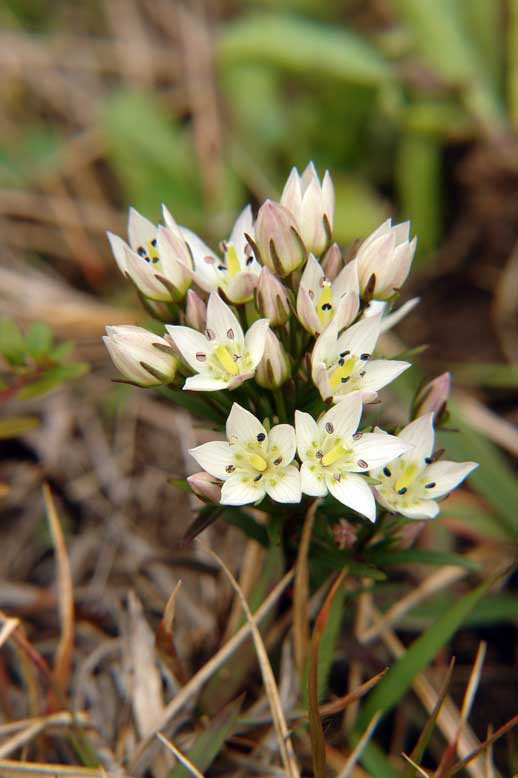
[
  {"left": 338, "top": 358, "right": 345, "bottom": 366},
  {"left": 254, "top": 473, "right": 263, "bottom": 482},
  {"left": 273, "top": 457, "right": 282, "bottom": 465},
  {"left": 151, "top": 238, "right": 157, "bottom": 247},
  {"left": 425, "top": 457, "right": 433, "bottom": 464},
  {"left": 246, "top": 256, "right": 254, "bottom": 265},
  {"left": 325, "top": 422, "right": 334, "bottom": 434},
  {"left": 360, "top": 353, "right": 370, "bottom": 360},
  {"left": 353, "top": 432, "right": 362, "bottom": 440},
  {"left": 383, "top": 467, "right": 391, "bottom": 477},
  {"left": 217, "top": 264, "right": 226, "bottom": 271},
  {"left": 206, "top": 328, "right": 216, "bottom": 340},
  {"left": 357, "top": 459, "right": 368, "bottom": 469},
  {"left": 359, "top": 370, "right": 366, "bottom": 377},
  {"left": 152, "top": 257, "right": 159, "bottom": 263},
  {"left": 341, "top": 376, "right": 350, "bottom": 384},
  {"left": 227, "top": 328, "right": 234, "bottom": 340},
  {"left": 398, "top": 487, "right": 408, "bottom": 495},
  {"left": 321, "top": 303, "right": 333, "bottom": 311},
  {"left": 425, "top": 482, "right": 436, "bottom": 489},
  {"left": 257, "top": 433, "right": 266, "bottom": 442},
  {"left": 225, "top": 465, "right": 235, "bottom": 473},
  {"left": 316, "top": 450, "right": 324, "bottom": 460},
  {"left": 195, "top": 352, "right": 207, "bottom": 361},
  {"left": 137, "top": 246, "right": 147, "bottom": 257},
  {"left": 340, "top": 350, "right": 350, "bottom": 358}
]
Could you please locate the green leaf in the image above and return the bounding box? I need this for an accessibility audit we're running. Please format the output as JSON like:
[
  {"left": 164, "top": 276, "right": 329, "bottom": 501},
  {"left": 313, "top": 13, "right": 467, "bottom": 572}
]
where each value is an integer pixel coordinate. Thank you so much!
[
  {"left": 356, "top": 573, "right": 498, "bottom": 729},
  {"left": 169, "top": 695, "right": 243, "bottom": 778},
  {"left": 161, "top": 387, "right": 225, "bottom": 426},
  {"left": 0, "top": 415, "right": 39, "bottom": 439},
  {"left": 17, "top": 363, "right": 88, "bottom": 399},
  {"left": 368, "top": 548, "right": 480, "bottom": 571},
  {"left": 217, "top": 14, "right": 392, "bottom": 86},
  {"left": 0, "top": 319, "right": 26, "bottom": 366},
  {"left": 356, "top": 740, "right": 399, "bottom": 778},
  {"left": 26, "top": 322, "right": 53, "bottom": 359},
  {"left": 316, "top": 581, "right": 345, "bottom": 701},
  {"left": 223, "top": 508, "right": 269, "bottom": 547},
  {"left": 447, "top": 362, "right": 518, "bottom": 388}
]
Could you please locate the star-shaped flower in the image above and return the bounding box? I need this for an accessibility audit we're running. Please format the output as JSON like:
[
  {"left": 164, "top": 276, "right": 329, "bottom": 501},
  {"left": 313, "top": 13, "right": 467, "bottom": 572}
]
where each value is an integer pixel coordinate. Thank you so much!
[
  {"left": 371, "top": 413, "right": 478, "bottom": 519},
  {"left": 189, "top": 403, "right": 301, "bottom": 505},
  {"left": 108, "top": 207, "right": 192, "bottom": 302},
  {"left": 295, "top": 392, "right": 409, "bottom": 521},
  {"left": 311, "top": 314, "right": 410, "bottom": 403},
  {"left": 167, "top": 293, "right": 269, "bottom": 391},
  {"left": 296, "top": 254, "right": 359, "bottom": 335}
]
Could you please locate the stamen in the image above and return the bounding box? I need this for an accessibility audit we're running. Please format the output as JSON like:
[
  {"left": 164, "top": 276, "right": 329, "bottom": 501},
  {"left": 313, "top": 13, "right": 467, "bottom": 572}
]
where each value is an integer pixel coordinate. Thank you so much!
[
  {"left": 338, "top": 359, "right": 345, "bottom": 366},
  {"left": 325, "top": 422, "right": 334, "bottom": 434},
  {"left": 357, "top": 459, "right": 368, "bottom": 469},
  {"left": 249, "top": 453, "right": 267, "bottom": 472},
  {"left": 227, "top": 328, "right": 234, "bottom": 340},
  {"left": 398, "top": 487, "right": 408, "bottom": 495},
  {"left": 225, "top": 465, "right": 235, "bottom": 473},
  {"left": 137, "top": 246, "right": 147, "bottom": 257},
  {"left": 425, "top": 457, "right": 433, "bottom": 464},
  {"left": 206, "top": 328, "right": 216, "bottom": 340},
  {"left": 425, "top": 482, "right": 436, "bottom": 489},
  {"left": 246, "top": 256, "right": 254, "bottom": 265},
  {"left": 195, "top": 352, "right": 207, "bottom": 362},
  {"left": 383, "top": 466, "right": 391, "bottom": 477},
  {"left": 329, "top": 355, "right": 357, "bottom": 389},
  {"left": 333, "top": 473, "right": 341, "bottom": 481},
  {"left": 360, "top": 353, "right": 370, "bottom": 360},
  {"left": 273, "top": 457, "right": 282, "bottom": 465},
  {"left": 353, "top": 432, "right": 362, "bottom": 440},
  {"left": 214, "top": 345, "right": 239, "bottom": 375},
  {"left": 340, "top": 350, "right": 350, "bottom": 358},
  {"left": 341, "top": 376, "right": 350, "bottom": 384},
  {"left": 257, "top": 433, "right": 266, "bottom": 442},
  {"left": 322, "top": 443, "right": 345, "bottom": 467},
  {"left": 321, "top": 303, "right": 333, "bottom": 311},
  {"left": 151, "top": 238, "right": 157, "bottom": 247},
  {"left": 254, "top": 473, "right": 263, "bottom": 482},
  {"left": 316, "top": 450, "right": 324, "bottom": 460},
  {"left": 359, "top": 371, "right": 366, "bottom": 377},
  {"left": 217, "top": 264, "right": 226, "bottom": 271}
]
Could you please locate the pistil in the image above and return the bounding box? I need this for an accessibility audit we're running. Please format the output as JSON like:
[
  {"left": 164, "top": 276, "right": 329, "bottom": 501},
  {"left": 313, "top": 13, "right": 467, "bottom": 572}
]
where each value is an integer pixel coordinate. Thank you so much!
[
  {"left": 321, "top": 442, "right": 345, "bottom": 467},
  {"left": 214, "top": 345, "right": 239, "bottom": 375},
  {"left": 248, "top": 453, "right": 267, "bottom": 472},
  {"left": 329, "top": 355, "right": 357, "bottom": 389}
]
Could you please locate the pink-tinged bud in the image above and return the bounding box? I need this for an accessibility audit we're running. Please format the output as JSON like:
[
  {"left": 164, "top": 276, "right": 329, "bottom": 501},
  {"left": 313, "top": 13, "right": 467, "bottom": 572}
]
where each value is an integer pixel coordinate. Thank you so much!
[
  {"left": 103, "top": 325, "right": 178, "bottom": 386},
  {"left": 355, "top": 219, "right": 417, "bottom": 300},
  {"left": 255, "top": 330, "right": 291, "bottom": 389},
  {"left": 185, "top": 289, "right": 207, "bottom": 331},
  {"left": 332, "top": 519, "right": 356, "bottom": 549},
  {"left": 255, "top": 267, "right": 290, "bottom": 326},
  {"left": 254, "top": 200, "right": 306, "bottom": 277},
  {"left": 187, "top": 472, "right": 221, "bottom": 503},
  {"left": 280, "top": 163, "right": 335, "bottom": 256},
  {"left": 414, "top": 372, "right": 451, "bottom": 422},
  {"left": 321, "top": 242, "right": 343, "bottom": 281}
]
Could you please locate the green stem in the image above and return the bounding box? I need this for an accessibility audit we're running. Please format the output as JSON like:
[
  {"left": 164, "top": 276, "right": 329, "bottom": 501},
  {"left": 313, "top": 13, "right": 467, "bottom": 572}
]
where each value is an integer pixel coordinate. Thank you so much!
[{"left": 273, "top": 388, "right": 288, "bottom": 423}]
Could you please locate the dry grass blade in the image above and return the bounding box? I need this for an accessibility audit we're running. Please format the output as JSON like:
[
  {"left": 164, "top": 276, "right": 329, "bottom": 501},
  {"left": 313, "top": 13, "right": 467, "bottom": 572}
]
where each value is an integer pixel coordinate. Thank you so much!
[
  {"left": 0, "top": 614, "right": 19, "bottom": 648},
  {"left": 155, "top": 581, "right": 187, "bottom": 684},
  {"left": 128, "top": 591, "right": 164, "bottom": 738},
  {"left": 337, "top": 711, "right": 382, "bottom": 778},
  {"left": 402, "top": 753, "right": 433, "bottom": 778},
  {"left": 293, "top": 499, "right": 318, "bottom": 676},
  {"left": 156, "top": 732, "right": 205, "bottom": 778},
  {"left": 317, "top": 669, "right": 387, "bottom": 717},
  {"left": 206, "top": 548, "right": 300, "bottom": 778},
  {"left": 43, "top": 483, "right": 74, "bottom": 699},
  {"left": 485, "top": 725, "right": 494, "bottom": 778},
  {"left": 448, "top": 715, "right": 518, "bottom": 776},
  {"left": 0, "top": 760, "right": 125, "bottom": 777},
  {"left": 0, "top": 721, "right": 44, "bottom": 759},
  {"left": 130, "top": 568, "right": 294, "bottom": 775}
]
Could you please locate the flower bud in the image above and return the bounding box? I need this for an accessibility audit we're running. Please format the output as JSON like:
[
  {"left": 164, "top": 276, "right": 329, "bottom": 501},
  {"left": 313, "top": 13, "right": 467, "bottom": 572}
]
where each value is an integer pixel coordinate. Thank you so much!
[
  {"left": 254, "top": 200, "right": 306, "bottom": 277},
  {"left": 103, "top": 325, "right": 177, "bottom": 386},
  {"left": 187, "top": 471, "right": 222, "bottom": 503},
  {"left": 355, "top": 219, "right": 417, "bottom": 300},
  {"left": 255, "top": 267, "right": 290, "bottom": 326},
  {"left": 255, "top": 330, "right": 291, "bottom": 389},
  {"left": 185, "top": 289, "right": 207, "bottom": 331},
  {"left": 280, "top": 163, "right": 334, "bottom": 256},
  {"left": 321, "top": 242, "right": 343, "bottom": 281},
  {"left": 413, "top": 372, "right": 451, "bottom": 422}
]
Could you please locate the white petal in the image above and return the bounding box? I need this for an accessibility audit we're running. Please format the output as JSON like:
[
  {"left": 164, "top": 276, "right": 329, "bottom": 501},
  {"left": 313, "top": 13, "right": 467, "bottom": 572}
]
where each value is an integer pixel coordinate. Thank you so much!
[
  {"left": 379, "top": 297, "right": 420, "bottom": 332},
  {"left": 225, "top": 272, "right": 258, "bottom": 304},
  {"left": 420, "top": 461, "right": 478, "bottom": 499},
  {"left": 228, "top": 204, "right": 254, "bottom": 260},
  {"left": 268, "top": 424, "right": 296, "bottom": 465},
  {"left": 297, "top": 286, "right": 322, "bottom": 334},
  {"left": 183, "top": 374, "right": 229, "bottom": 391},
  {"left": 124, "top": 249, "right": 171, "bottom": 301},
  {"left": 390, "top": 237, "right": 417, "bottom": 290},
  {"left": 107, "top": 232, "right": 129, "bottom": 274},
  {"left": 166, "top": 325, "right": 210, "bottom": 371},
  {"left": 300, "top": 253, "right": 324, "bottom": 295},
  {"left": 322, "top": 170, "right": 335, "bottom": 224},
  {"left": 350, "top": 432, "right": 408, "bottom": 471},
  {"left": 244, "top": 318, "right": 270, "bottom": 367},
  {"left": 332, "top": 258, "right": 359, "bottom": 298},
  {"left": 266, "top": 465, "right": 301, "bottom": 503},
  {"left": 300, "top": 178, "right": 326, "bottom": 251},
  {"left": 189, "top": 441, "right": 233, "bottom": 479},
  {"left": 300, "top": 461, "right": 327, "bottom": 497},
  {"left": 226, "top": 403, "right": 266, "bottom": 446},
  {"left": 207, "top": 293, "right": 244, "bottom": 343},
  {"left": 398, "top": 500, "right": 440, "bottom": 520},
  {"left": 281, "top": 167, "right": 302, "bottom": 216},
  {"left": 399, "top": 414, "right": 435, "bottom": 464},
  {"left": 312, "top": 317, "right": 339, "bottom": 367},
  {"left": 128, "top": 207, "right": 156, "bottom": 250},
  {"left": 295, "top": 410, "right": 320, "bottom": 460},
  {"left": 359, "top": 359, "right": 411, "bottom": 393},
  {"left": 326, "top": 472, "right": 376, "bottom": 522},
  {"left": 312, "top": 362, "right": 333, "bottom": 401},
  {"left": 180, "top": 226, "right": 219, "bottom": 291},
  {"left": 221, "top": 473, "right": 265, "bottom": 505},
  {"left": 319, "top": 392, "right": 363, "bottom": 440},
  {"left": 331, "top": 290, "right": 359, "bottom": 331},
  {"left": 359, "top": 219, "right": 392, "bottom": 252},
  {"left": 337, "top": 314, "right": 381, "bottom": 357}
]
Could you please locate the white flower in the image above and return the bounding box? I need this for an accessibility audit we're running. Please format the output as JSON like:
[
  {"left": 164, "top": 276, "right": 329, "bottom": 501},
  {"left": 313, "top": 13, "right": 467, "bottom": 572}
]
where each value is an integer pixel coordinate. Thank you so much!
[
  {"left": 163, "top": 205, "right": 261, "bottom": 303},
  {"left": 167, "top": 293, "right": 269, "bottom": 391},
  {"left": 281, "top": 162, "right": 335, "bottom": 255},
  {"left": 311, "top": 314, "right": 410, "bottom": 403},
  {"left": 107, "top": 208, "right": 192, "bottom": 302},
  {"left": 371, "top": 413, "right": 478, "bottom": 519},
  {"left": 362, "top": 297, "right": 420, "bottom": 333},
  {"left": 103, "top": 325, "right": 177, "bottom": 386},
  {"left": 355, "top": 219, "right": 417, "bottom": 300},
  {"left": 296, "top": 254, "right": 359, "bottom": 335},
  {"left": 295, "top": 392, "right": 409, "bottom": 522},
  {"left": 189, "top": 403, "right": 301, "bottom": 505}
]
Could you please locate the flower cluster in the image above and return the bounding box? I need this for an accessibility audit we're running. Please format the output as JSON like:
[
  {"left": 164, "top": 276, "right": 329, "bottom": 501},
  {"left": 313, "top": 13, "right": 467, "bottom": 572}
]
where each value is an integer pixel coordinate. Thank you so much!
[{"left": 104, "top": 162, "right": 477, "bottom": 524}]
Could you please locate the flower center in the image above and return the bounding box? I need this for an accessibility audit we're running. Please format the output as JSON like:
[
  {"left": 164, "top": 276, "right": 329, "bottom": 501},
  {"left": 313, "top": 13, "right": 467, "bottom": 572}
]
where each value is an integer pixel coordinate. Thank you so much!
[
  {"left": 247, "top": 453, "right": 268, "bottom": 472},
  {"left": 321, "top": 442, "right": 346, "bottom": 467},
  {"left": 329, "top": 355, "right": 357, "bottom": 389},
  {"left": 394, "top": 461, "right": 419, "bottom": 493},
  {"left": 316, "top": 281, "right": 333, "bottom": 325},
  {"left": 214, "top": 345, "right": 239, "bottom": 375}
]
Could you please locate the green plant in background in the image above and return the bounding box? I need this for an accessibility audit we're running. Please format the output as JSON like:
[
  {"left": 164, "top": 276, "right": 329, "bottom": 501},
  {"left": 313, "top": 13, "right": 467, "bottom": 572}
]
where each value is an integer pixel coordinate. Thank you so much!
[{"left": 0, "top": 319, "right": 88, "bottom": 439}]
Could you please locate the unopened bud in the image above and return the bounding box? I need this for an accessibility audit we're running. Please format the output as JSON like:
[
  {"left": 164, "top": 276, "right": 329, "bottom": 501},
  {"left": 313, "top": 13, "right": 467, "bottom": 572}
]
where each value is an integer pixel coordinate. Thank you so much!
[
  {"left": 187, "top": 471, "right": 221, "bottom": 503},
  {"left": 356, "top": 219, "right": 417, "bottom": 300},
  {"left": 103, "top": 325, "right": 177, "bottom": 386},
  {"left": 280, "top": 163, "right": 335, "bottom": 256},
  {"left": 255, "top": 267, "right": 290, "bottom": 326},
  {"left": 255, "top": 330, "right": 291, "bottom": 389},
  {"left": 254, "top": 200, "right": 306, "bottom": 277},
  {"left": 185, "top": 289, "right": 207, "bottom": 331},
  {"left": 321, "top": 242, "right": 343, "bottom": 281},
  {"left": 414, "top": 372, "right": 451, "bottom": 422}
]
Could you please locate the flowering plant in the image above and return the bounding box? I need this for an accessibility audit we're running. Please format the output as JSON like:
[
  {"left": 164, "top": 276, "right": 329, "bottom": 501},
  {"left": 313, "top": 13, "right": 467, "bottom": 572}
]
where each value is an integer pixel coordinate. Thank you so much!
[{"left": 104, "top": 161, "right": 477, "bottom": 551}]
